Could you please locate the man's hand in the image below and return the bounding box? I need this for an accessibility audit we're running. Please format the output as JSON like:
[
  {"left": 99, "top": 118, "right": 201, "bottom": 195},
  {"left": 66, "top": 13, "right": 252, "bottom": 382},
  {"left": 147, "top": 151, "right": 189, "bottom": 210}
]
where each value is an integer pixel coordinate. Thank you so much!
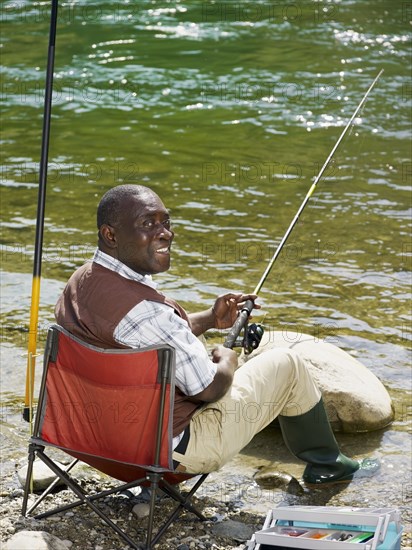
[
  {"left": 188, "top": 292, "right": 260, "bottom": 336},
  {"left": 212, "top": 293, "right": 260, "bottom": 329},
  {"left": 211, "top": 344, "right": 238, "bottom": 367},
  {"left": 190, "top": 345, "right": 237, "bottom": 403}
]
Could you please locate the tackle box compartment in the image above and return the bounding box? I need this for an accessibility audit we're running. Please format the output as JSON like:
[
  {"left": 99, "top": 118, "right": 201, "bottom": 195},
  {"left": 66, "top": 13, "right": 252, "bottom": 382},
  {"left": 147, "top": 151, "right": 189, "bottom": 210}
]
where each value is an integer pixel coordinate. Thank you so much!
[{"left": 246, "top": 506, "right": 403, "bottom": 550}]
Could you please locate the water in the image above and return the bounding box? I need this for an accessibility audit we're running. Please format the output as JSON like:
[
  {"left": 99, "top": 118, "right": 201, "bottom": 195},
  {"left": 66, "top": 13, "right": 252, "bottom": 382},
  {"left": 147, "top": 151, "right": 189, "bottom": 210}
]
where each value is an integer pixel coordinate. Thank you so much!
[{"left": 1, "top": 0, "right": 411, "bottom": 521}]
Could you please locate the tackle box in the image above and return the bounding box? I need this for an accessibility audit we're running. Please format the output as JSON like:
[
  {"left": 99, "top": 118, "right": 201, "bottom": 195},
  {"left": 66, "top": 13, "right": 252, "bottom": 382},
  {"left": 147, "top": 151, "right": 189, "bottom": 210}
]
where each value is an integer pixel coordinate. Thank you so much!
[{"left": 246, "top": 506, "right": 403, "bottom": 550}]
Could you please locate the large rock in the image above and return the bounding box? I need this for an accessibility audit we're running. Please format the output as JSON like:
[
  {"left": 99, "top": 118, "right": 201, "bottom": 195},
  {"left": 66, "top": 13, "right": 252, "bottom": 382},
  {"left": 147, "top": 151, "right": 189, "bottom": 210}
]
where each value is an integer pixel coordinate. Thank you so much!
[
  {"left": 242, "top": 330, "right": 394, "bottom": 433},
  {"left": 5, "top": 531, "right": 72, "bottom": 550},
  {"left": 17, "top": 460, "right": 67, "bottom": 492}
]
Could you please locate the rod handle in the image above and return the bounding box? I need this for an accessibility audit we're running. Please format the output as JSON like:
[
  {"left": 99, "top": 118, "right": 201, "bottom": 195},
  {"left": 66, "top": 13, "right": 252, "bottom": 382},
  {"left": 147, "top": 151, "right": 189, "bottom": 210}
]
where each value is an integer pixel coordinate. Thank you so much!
[
  {"left": 23, "top": 407, "right": 32, "bottom": 423},
  {"left": 223, "top": 299, "right": 255, "bottom": 349}
]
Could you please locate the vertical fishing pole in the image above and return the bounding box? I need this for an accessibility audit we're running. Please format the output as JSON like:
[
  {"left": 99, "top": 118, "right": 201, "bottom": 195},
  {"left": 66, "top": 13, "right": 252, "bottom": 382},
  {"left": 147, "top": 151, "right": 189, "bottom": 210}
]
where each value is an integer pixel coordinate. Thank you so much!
[
  {"left": 23, "top": 0, "right": 59, "bottom": 422},
  {"left": 224, "top": 69, "right": 384, "bottom": 349}
]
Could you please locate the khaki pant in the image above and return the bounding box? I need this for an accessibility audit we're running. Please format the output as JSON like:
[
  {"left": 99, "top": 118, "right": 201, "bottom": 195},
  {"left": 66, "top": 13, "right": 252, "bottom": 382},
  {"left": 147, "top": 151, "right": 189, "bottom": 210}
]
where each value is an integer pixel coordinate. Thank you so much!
[{"left": 172, "top": 347, "right": 321, "bottom": 473}]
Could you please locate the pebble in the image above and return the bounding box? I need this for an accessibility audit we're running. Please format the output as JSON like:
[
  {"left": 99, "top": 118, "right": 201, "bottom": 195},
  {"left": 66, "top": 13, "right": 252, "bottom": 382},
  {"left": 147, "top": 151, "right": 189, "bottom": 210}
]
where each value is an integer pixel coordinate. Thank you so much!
[
  {"left": 211, "top": 519, "right": 255, "bottom": 542},
  {"left": 253, "top": 468, "right": 304, "bottom": 495}
]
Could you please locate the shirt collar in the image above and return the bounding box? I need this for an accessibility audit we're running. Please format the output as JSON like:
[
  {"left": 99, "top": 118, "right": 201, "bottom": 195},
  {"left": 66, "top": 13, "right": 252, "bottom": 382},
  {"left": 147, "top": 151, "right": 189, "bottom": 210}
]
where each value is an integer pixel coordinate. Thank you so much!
[{"left": 92, "top": 248, "right": 158, "bottom": 289}]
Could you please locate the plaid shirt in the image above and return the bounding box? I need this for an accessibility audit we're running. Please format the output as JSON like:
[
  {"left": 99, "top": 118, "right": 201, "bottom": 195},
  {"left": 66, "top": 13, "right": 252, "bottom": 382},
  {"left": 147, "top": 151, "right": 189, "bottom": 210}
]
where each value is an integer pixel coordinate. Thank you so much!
[{"left": 93, "top": 250, "right": 217, "bottom": 397}]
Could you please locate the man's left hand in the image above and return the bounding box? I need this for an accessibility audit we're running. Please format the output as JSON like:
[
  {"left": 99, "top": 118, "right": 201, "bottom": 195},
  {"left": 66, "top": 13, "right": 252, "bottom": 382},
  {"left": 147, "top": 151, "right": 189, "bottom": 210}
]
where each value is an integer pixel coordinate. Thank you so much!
[{"left": 212, "top": 293, "right": 260, "bottom": 329}]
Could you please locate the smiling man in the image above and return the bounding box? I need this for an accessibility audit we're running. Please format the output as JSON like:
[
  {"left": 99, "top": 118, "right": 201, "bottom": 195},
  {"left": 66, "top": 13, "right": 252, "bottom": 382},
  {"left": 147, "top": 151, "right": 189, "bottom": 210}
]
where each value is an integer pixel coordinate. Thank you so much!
[{"left": 55, "top": 184, "right": 378, "bottom": 483}]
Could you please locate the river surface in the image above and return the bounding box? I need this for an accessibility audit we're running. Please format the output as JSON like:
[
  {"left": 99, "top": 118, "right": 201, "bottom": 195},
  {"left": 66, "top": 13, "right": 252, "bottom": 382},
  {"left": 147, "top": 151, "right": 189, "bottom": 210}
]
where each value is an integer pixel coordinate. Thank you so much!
[{"left": 1, "top": 0, "right": 411, "bottom": 537}]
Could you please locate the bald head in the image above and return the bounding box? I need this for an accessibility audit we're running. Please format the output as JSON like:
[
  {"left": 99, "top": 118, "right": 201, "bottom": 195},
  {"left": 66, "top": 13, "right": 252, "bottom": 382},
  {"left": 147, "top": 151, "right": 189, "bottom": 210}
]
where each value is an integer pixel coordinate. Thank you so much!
[{"left": 97, "top": 184, "right": 157, "bottom": 229}]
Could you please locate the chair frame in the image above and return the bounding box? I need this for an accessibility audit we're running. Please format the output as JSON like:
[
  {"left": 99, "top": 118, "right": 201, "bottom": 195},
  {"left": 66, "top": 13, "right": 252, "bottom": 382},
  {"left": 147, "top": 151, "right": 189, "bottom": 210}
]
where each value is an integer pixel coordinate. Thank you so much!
[{"left": 21, "top": 325, "right": 208, "bottom": 549}]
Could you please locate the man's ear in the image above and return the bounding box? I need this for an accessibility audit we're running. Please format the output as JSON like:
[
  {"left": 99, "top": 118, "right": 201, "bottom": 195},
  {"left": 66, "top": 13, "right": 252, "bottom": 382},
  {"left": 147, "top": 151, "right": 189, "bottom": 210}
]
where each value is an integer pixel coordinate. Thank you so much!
[{"left": 99, "top": 224, "right": 117, "bottom": 249}]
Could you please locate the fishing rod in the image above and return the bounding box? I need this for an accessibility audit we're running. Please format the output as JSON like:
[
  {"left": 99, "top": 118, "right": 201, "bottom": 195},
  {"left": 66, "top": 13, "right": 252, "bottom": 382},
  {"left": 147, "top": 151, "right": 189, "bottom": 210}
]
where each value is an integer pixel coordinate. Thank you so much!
[
  {"left": 23, "top": 0, "right": 59, "bottom": 422},
  {"left": 224, "top": 69, "right": 384, "bottom": 350}
]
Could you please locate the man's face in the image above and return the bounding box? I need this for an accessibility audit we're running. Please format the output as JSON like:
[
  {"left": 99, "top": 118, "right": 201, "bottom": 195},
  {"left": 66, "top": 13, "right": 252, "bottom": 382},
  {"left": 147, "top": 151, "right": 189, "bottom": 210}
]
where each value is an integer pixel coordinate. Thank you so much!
[{"left": 112, "top": 192, "right": 174, "bottom": 275}]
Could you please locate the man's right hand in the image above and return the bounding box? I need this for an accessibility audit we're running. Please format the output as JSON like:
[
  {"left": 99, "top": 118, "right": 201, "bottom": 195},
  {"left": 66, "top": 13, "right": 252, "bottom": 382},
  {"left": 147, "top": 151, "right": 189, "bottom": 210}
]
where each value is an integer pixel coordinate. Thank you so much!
[
  {"left": 190, "top": 345, "right": 237, "bottom": 404},
  {"left": 211, "top": 344, "right": 238, "bottom": 368}
]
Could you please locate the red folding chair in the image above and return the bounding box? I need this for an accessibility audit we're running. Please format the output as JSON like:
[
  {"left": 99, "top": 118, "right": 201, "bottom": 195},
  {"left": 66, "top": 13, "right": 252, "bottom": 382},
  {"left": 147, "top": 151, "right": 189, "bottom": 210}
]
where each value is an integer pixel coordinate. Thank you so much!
[{"left": 21, "top": 324, "right": 208, "bottom": 549}]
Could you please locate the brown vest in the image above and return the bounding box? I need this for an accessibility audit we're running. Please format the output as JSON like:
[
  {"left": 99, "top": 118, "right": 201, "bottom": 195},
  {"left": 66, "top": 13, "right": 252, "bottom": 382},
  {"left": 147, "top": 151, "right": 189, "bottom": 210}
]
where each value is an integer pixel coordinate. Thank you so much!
[{"left": 55, "top": 261, "right": 200, "bottom": 436}]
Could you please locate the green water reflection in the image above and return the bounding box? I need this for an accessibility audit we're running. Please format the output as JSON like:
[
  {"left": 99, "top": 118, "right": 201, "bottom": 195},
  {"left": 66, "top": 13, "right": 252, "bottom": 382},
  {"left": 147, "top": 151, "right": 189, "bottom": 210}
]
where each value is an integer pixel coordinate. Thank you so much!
[{"left": 1, "top": 1, "right": 410, "bottom": 382}]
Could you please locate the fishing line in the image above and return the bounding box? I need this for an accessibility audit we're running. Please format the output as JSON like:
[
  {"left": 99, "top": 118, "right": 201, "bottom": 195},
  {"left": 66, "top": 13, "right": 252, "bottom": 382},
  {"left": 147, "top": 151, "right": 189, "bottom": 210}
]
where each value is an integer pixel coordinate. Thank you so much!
[{"left": 224, "top": 69, "right": 384, "bottom": 349}]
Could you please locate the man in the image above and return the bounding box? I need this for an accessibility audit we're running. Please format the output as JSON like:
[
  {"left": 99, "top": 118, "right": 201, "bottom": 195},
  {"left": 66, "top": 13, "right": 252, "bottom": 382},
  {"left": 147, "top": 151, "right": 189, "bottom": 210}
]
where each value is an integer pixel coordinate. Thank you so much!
[{"left": 55, "top": 184, "right": 378, "bottom": 484}]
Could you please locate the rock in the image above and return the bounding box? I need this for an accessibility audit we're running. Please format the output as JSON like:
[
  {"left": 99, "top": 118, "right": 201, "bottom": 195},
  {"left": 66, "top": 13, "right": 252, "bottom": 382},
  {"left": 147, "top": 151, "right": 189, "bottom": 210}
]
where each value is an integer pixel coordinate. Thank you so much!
[
  {"left": 5, "top": 530, "right": 73, "bottom": 550},
  {"left": 211, "top": 519, "right": 255, "bottom": 542},
  {"left": 132, "top": 502, "right": 150, "bottom": 518},
  {"left": 243, "top": 330, "right": 394, "bottom": 432},
  {"left": 253, "top": 467, "right": 304, "bottom": 495},
  {"left": 17, "top": 460, "right": 67, "bottom": 492}
]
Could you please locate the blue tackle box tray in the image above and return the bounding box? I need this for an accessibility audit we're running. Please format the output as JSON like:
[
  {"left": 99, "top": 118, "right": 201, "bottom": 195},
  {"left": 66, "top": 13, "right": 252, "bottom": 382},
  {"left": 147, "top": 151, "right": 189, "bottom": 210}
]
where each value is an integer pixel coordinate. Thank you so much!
[{"left": 246, "top": 506, "right": 403, "bottom": 550}]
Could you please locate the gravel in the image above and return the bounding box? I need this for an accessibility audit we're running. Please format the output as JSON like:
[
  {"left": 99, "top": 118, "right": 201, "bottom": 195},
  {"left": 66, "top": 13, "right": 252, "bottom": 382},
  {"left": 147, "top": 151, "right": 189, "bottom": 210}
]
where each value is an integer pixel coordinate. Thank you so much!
[{"left": 2, "top": 458, "right": 411, "bottom": 550}]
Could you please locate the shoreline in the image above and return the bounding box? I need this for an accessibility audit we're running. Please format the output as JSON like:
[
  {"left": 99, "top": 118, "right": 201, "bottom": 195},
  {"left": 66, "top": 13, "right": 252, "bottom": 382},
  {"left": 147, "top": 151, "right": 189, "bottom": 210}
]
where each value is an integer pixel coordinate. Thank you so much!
[{"left": 2, "top": 427, "right": 411, "bottom": 549}]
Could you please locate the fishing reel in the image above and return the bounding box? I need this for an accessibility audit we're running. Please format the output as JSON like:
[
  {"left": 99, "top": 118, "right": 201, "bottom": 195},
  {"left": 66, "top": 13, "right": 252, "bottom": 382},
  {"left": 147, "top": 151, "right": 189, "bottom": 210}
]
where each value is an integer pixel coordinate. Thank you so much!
[{"left": 233, "top": 322, "right": 264, "bottom": 354}]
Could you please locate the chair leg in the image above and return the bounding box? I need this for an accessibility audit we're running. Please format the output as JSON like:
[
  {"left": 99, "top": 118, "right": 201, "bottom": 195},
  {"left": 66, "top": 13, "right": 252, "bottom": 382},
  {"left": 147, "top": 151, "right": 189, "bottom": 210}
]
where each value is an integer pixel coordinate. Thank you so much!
[
  {"left": 145, "top": 472, "right": 162, "bottom": 550},
  {"left": 22, "top": 447, "right": 208, "bottom": 550},
  {"left": 31, "top": 451, "right": 142, "bottom": 550},
  {"left": 151, "top": 475, "right": 208, "bottom": 547},
  {"left": 21, "top": 443, "right": 37, "bottom": 516},
  {"left": 161, "top": 474, "right": 208, "bottom": 520},
  {"left": 25, "top": 457, "right": 79, "bottom": 517},
  {"left": 31, "top": 474, "right": 149, "bottom": 518}
]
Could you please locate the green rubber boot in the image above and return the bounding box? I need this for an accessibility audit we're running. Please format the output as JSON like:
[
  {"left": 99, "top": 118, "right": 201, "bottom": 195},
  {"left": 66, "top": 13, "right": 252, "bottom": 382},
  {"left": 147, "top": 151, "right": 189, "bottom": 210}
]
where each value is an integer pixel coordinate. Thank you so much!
[{"left": 278, "top": 398, "right": 380, "bottom": 485}]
